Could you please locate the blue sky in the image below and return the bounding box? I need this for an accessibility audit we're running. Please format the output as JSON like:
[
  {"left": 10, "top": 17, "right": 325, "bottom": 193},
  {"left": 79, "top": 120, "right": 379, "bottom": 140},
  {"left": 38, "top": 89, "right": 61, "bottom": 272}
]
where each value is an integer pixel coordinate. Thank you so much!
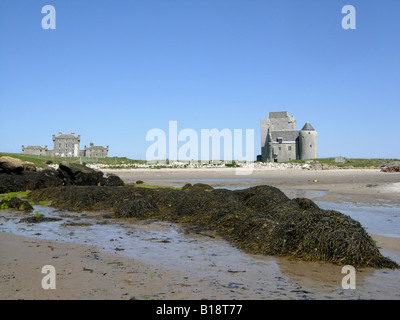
[{"left": 1, "top": 0, "right": 399, "bottom": 160}]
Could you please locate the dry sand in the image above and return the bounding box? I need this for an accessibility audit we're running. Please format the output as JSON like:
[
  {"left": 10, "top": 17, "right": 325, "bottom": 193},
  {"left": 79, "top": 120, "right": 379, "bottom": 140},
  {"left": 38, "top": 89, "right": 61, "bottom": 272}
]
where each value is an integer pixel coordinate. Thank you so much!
[{"left": 1, "top": 168, "right": 400, "bottom": 300}]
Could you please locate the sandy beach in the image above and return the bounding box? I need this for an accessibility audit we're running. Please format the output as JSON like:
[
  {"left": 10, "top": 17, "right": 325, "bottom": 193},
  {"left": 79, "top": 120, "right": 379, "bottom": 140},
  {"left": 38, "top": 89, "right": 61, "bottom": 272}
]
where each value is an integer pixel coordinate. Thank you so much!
[{"left": 1, "top": 168, "right": 400, "bottom": 300}]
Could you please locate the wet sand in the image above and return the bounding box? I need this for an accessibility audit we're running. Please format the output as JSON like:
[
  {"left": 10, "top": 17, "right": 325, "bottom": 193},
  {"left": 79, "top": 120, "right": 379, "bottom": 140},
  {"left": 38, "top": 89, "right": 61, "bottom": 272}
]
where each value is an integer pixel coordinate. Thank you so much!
[{"left": 1, "top": 168, "right": 400, "bottom": 300}]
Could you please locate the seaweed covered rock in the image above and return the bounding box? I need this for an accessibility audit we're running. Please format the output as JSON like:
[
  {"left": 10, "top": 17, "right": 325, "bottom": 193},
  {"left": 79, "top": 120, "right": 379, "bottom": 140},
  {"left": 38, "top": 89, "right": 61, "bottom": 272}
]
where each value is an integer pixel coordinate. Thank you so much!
[
  {"left": 115, "top": 197, "right": 159, "bottom": 218},
  {"left": 28, "top": 185, "right": 399, "bottom": 269},
  {"left": 58, "top": 162, "right": 105, "bottom": 186},
  {"left": 0, "top": 158, "right": 124, "bottom": 193},
  {"left": 19, "top": 214, "right": 62, "bottom": 223},
  {"left": 182, "top": 183, "right": 214, "bottom": 191},
  {"left": 0, "top": 170, "right": 63, "bottom": 193},
  {"left": 0, "top": 197, "right": 33, "bottom": 212},
  {"left": 103, "top": 173, "right": 125, "bottom": 187}
]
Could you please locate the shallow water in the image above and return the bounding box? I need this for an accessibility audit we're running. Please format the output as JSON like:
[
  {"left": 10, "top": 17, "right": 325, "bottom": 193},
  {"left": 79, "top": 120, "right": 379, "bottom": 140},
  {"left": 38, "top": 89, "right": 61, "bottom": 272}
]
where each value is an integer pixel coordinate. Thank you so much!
[
  {"left": 0, "top": 206, "right": 309, "bottom": 299},
  {"left": 280, "top": 189, "right": 400, "bottom": 239},
  {"left": 1, "top": 191, "right": 400, "bottom": 299},
  {"left": 315, "top": 201, "right": 400, "bottom": 239}
]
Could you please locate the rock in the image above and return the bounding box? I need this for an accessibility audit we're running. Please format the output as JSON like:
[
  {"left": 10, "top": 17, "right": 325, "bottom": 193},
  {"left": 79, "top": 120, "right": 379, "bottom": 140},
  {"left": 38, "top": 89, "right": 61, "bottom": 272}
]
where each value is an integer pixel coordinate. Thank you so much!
[
  {"left": 42, "top": 166, "right": 59, "bottom": 176},
  {"left": 380, "top": 161, "right": 400, "bottom": 173},
  {"left": 0, "top": 160, "right": 125, "bottom": 193},
  {"left": 58, "top": 162, "right": 104, "bottom": 186},
  {"left": 103, "top": 173, "right": 125, "bottom": 187},
  {"left": 19, "top": 215, "right": 62, "bottom": 223},
  {"left": 136, "top": 180, "right": 144, "bottom": 185},
  {"left": 181, "top": 183, "right": 214, "bottom": 191},
  {"left": 0, "top": 156, "right": 24, "bottom": 174},
  {"left": 22, "top": 161, "right": 37, "bottom": 172},
  {"left": 0, "top": 171, "right": 64, "bottom": 193},
  {"left": 0, "top": 197, "right": 33, "bottom": 212}
]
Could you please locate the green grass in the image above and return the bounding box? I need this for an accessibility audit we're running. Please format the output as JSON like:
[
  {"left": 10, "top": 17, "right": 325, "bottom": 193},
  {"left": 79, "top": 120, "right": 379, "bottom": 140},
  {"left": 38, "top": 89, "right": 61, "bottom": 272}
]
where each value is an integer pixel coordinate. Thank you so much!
[
  {"left": 37, "top": 200, "right": 51, "bottom": 206},
  {"left": 2, "top": 152, "right": 399, "bottom": 169},
  {"left": 0, "top": 191, "right": 30, "bottom": 199},
  {"left": 0, "top": 152, "right": 146, "bottom": 168},
  {"left": 284, "top": 158, "right": 400, "bottom": 168}
]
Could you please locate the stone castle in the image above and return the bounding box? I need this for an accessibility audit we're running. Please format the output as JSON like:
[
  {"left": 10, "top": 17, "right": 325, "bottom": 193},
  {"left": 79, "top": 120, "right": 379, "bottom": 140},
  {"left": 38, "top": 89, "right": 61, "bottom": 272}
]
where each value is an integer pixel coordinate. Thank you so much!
[
  {"left": 22, "top": 132, "right": 109, "bottom": 158},
  {"left": 259, "top": 111, "right": 317, "bottom": 162}
]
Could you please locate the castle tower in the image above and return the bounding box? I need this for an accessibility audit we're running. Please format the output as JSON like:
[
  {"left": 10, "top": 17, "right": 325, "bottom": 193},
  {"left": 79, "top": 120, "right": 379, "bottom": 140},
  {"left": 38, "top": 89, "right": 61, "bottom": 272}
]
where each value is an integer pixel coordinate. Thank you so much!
[{"left": 299, "top": 122, "right": 318, "bottom": 160}]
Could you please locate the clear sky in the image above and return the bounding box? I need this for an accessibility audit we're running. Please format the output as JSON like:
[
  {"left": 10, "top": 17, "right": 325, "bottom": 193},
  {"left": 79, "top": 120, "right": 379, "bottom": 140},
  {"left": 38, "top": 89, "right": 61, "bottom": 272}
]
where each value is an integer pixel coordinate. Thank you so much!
[{"left": 1, "top": 0, "right": 399, "bottom": 160}]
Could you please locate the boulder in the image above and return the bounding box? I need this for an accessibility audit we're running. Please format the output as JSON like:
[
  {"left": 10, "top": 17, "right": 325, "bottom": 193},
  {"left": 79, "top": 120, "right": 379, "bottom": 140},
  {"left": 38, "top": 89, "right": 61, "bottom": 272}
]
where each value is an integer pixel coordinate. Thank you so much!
[
  {"left": 0, "top": 156, "right": 24, "bottom": 174},
  {"left": 103, "top": 173, "right": 125, "bottom": 187},
  {"left": 23, "top": 161, "right": 37, "bottom": 172},
  {"left": 0, "top": 197, "right": 33, "bottom": 212},
  {"left": 58, "top": 162, "right": 104, "bottom": 186},
  {"left": 181, "top": 183, "right": 214, "bottom": 191},
  {"left": 380, "top": 161, "right": 400, "bottom": 173},
  {"left": 0, "top": 159, "right": 124, "bottom": 192},
  {"left": 0, "top": 170, "right": 63, "bottom": 193}
]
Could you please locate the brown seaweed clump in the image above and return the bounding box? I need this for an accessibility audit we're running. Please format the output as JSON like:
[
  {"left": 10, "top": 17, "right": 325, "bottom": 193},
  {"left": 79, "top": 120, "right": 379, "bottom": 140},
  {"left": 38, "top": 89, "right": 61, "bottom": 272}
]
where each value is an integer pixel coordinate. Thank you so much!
[{"left": 28, "top": 185, "right": 399, "bottom": 269}]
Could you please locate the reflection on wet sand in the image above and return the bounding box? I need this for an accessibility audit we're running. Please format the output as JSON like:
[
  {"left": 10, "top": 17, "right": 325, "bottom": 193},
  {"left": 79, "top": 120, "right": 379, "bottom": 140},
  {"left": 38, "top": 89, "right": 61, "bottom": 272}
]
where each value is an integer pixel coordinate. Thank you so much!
[{"left": 1, "top": 200, "right": 399, "bottom": 299}]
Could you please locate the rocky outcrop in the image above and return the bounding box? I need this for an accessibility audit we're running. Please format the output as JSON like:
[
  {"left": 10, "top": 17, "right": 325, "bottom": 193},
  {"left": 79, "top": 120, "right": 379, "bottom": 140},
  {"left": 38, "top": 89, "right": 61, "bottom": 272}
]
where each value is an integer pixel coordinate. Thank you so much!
[
  {"left": 0, "top": 156, "right": 124, "bottom": 193},
  {"left": 0, "top": 171, "right": 63, "bottom": 193},
  {"left": 28, "top": 184, "right": 399, "bottom": 269},
  {"left": 58, "top": 162, "right": 105, "bottom": 186},
  {"left": 380, "top": 161, "right": 400, "bottom": 173},
  {"left": 0, "top": 197, "right": 33, "bottom": 212},
  {"left": 181, "top": 183, "right": 214, "bottom": 191},
  {"left": 0, "top": 156, "right": 24, "bottom": 174}
]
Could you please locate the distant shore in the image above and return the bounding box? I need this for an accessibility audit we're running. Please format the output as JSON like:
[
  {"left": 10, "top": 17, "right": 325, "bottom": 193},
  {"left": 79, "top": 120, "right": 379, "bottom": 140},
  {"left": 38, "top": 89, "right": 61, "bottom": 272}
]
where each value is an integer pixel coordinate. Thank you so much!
[{"left": 102, "top": 167, "right": 400, "bottom": 205}]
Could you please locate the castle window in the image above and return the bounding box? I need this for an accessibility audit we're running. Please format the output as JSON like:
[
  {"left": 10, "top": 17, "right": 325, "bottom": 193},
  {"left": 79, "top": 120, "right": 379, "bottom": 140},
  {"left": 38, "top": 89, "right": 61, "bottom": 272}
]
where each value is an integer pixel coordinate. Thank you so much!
[
  {"left": 288, "top": 146, "right": 292, "bottom": 151},
  {"left": 310, "top": 145, "right": 312, "bottom": 148}
]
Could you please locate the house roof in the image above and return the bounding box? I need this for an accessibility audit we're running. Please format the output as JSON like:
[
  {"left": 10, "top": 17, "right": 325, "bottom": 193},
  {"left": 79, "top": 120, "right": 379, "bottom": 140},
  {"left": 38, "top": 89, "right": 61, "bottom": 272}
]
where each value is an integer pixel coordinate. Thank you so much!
[
  {"left": 301, "top": 122, "right": 315, "bottom": 131},
  {"left": 271, "top": 130, "right": 299, "bottom": 142}
]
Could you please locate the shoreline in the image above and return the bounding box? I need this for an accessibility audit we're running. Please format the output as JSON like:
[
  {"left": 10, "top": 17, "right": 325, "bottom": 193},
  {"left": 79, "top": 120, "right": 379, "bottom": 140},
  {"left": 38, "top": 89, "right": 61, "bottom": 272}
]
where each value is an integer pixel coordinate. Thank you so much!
[
  {"left": 103, "top": 167, "right": 400, "bottom": 205},
  {"left": 1, "top": 230, "right": 399, "bottom": 300},
  {"left": 1, "top": 167, "right": 400, "bottom": 300}
]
